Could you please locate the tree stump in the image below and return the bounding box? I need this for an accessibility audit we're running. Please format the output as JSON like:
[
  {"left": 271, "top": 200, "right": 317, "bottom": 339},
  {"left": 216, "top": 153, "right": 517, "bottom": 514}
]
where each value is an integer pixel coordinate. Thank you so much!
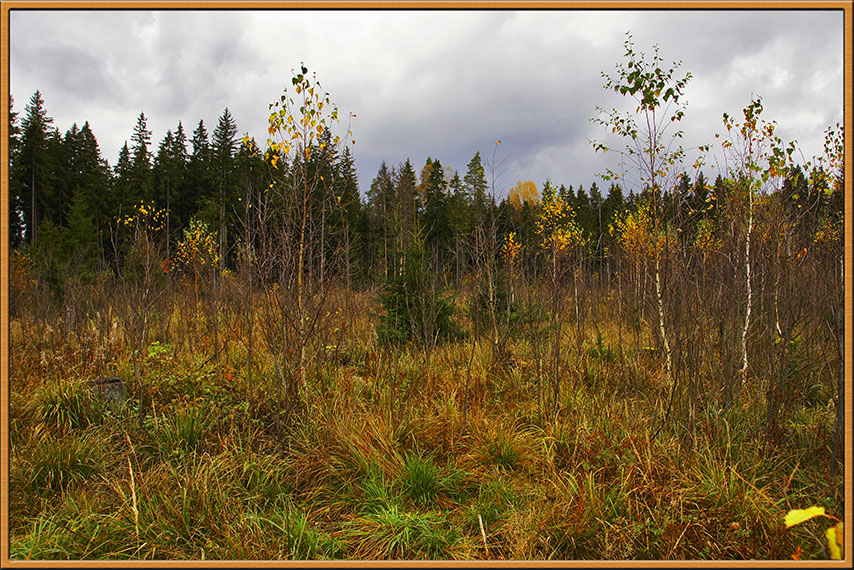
[{"left": 87, "top": 376, "right": 127, "bottom": 403}]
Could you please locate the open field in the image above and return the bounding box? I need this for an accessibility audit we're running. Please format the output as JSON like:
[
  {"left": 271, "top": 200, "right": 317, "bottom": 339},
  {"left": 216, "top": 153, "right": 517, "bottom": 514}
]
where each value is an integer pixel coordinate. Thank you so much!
[{"left": 7, "top": 282, "right": 844, "bottom": 561}]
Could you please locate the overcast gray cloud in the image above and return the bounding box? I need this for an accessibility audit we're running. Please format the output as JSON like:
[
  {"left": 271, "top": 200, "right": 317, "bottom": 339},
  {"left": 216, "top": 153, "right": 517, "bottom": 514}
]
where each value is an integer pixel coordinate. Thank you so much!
[{"left": 9, "top": 7, "right": 844, "bottom": 198}]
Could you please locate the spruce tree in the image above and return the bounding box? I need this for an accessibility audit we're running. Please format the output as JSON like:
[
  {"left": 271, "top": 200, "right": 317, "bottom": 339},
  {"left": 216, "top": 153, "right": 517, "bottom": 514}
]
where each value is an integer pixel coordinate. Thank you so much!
[
  {"left": 331, "top": 146, "right": 361, "bottom": 287},
  {"left": 212, "top": 108, "right": 239, "bottom": 262},
  {"left": 464, "top": 151, "right": 489, "bottom": 235},
  {"left": 153, "top": 129, "right": 178, "bottom": 257},
  {"left": 16, "top": 90, "right": 60, "bottom": 244},
  {"left": 61, "top": 121, "right": 112, "bottom": 256},
  {"left": 129, "top": 112, "right": 153, "bottom": 202},
  {"left": 395, "top": 158, "right": 418, "bottom": 250},
  {"left": 367, "top": 161, "right": 396, "bottom": 278},
  {"left": 419, "top": 157, "right": 451, "bottom": 265},
  {"left": 187, "top": 119, "right": 214, "bottom": 233},
  {"left": 113, "top": 141, "right": 134, "bottom": 215},
  {"left": 447, "top": 170, "right": 471, "bottom": 283}
]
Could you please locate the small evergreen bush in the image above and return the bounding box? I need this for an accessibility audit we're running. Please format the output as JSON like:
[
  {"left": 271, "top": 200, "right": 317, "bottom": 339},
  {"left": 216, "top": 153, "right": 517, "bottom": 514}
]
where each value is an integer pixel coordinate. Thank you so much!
[{"left": 376, "top": 237, "right": 461, "bottom": 346}]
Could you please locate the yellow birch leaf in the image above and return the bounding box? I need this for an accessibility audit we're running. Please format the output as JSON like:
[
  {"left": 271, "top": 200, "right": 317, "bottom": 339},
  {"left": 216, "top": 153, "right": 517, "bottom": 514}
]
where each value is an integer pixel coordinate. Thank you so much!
[
  {"left": 785, "top": 506, "right": 826, "bottom": 528},
  {"left": 826, "top": 522, "right": 844, "bottom": 560}
]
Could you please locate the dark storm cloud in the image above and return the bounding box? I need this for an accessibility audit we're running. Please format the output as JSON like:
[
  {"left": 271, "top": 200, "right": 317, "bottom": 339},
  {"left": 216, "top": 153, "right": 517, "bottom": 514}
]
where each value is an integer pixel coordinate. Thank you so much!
[{"left": 8, "top": 8, "right": 843, "bottom": 197}]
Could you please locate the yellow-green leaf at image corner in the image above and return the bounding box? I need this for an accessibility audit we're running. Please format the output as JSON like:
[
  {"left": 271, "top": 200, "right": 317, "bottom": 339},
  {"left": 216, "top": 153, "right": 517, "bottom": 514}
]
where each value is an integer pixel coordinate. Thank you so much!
[
  {"left": 825, "top": 522, "right": 844, "bottom": 560},
  {"left": 784, "top": 506, "right": 826, "bottom": 528}
]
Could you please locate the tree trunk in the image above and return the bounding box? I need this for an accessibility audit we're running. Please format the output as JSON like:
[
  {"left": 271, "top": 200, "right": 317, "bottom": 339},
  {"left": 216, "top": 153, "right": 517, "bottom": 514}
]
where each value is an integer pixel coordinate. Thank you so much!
[
  {"left": 740, "top": 199, "right": 754, "bottom": 385},
  {"left": 655, "top": 255, "right": 673, "bottom": 386}
]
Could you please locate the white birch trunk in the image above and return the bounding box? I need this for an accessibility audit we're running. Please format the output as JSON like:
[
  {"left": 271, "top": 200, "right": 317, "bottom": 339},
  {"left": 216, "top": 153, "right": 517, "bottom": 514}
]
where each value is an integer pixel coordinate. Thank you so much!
[{"left": 740, "top": 197, "right": 754, "bottom": 385}]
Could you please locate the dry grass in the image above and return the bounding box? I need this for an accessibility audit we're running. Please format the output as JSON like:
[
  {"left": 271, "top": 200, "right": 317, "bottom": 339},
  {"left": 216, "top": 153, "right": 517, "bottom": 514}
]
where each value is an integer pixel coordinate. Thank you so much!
[{"left": 7, "top": 285, "right": 843, "bottom": 561}]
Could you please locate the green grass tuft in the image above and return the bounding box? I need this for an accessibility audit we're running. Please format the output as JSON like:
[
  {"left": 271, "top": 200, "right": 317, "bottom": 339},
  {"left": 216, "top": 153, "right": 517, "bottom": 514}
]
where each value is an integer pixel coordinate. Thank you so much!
[{"left": 402, "top": 452, "right": 440, "bottom": 507}]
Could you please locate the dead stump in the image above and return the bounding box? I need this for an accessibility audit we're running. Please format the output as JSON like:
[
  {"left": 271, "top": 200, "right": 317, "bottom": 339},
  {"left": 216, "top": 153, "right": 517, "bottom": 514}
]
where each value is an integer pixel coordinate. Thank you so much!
[{"left": 87, "top": 376, "right": 127, "bottom": 403}]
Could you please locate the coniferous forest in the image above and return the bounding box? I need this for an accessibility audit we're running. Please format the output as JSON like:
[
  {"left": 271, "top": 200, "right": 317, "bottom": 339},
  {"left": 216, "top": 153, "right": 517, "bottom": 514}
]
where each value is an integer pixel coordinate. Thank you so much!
[{"left": 7, "top": 37, "right": 846, "bottom": 561}]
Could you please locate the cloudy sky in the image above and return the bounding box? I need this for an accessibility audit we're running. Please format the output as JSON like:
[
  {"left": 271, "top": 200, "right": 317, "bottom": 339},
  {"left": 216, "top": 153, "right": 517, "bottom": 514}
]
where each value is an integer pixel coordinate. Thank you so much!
[{"left": 8, "top": 6, "right": 845, "bottom": 197}]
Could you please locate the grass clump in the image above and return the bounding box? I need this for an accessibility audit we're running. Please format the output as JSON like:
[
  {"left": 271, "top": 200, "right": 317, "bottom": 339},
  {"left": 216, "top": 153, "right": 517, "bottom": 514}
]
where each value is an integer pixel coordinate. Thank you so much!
[
  {"left": 402, "top": 452, "right": 441, "bottom": 507},
  {"left": 18, "top": 427, "right": 104, "bottom": 494},
  {"left": 146, "top": 406, "right": 213, "bottom": 461},
  {"left": 356, "top": 462, "right": 399, "bottom": 515},
  {"left": 487, "top": 436, "right": 520, "bottom": 471},
  {"left": 464, "top": 474, "right": 518, "bottom": 532},
  {"left": 239, "top": 452, "right": 291, "bottom": 506},
  {"left": 401, "top": 452, "right": 472, "bottom": 509},
  {"left": 345, "top": 504, "right": 459, "bottom": 560},
  {"left": 34, "top": 380, "right": 105, "bottom": 430}
]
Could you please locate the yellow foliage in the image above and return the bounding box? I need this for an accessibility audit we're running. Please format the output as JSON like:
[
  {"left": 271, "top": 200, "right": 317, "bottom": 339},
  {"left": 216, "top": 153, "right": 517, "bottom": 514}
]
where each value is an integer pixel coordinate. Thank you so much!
[
  {"left": 694, "top": 218, "right": 719, "bottom": 253},
  {"left": 508, "top": 180, "right": 539, "bottom": 211},
  {"left": 610, "top": 201, "right": 654, "bottom": 258},
  {"left": 609, "top": 201, "right": 672, "bottom": 260},
  {"left": 785, "top": 506, "right": 844, "bottom": 560},
  {"left": 263, "top": 63, "right": 346, "bottom": 170},
  {"left": 826, "top": 523, "right": 844, "bottom": 560},
  {"left": 535, "top": 193, "right": 587, "bottom": 255},
  {"left": 119, "top": 201, "right": 166, "bottom": 233},
  {"left": 174, "top": 218, "right": 220, "bottom": 272},
  {"left": 813, "top": 217, "right": 842, "bottom": 246},
  {"left": 784, "top": 506, "right": 825, "bottom": 528},
  {"left": 501, "top": 232, "right": 522, "bottom": 265}
]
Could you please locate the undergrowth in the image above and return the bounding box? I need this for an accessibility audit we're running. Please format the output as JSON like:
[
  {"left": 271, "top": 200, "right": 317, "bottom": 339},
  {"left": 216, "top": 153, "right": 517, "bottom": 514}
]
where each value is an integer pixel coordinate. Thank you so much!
[{"left": 7, "top": 287, "right": 844, "bottom": 561}]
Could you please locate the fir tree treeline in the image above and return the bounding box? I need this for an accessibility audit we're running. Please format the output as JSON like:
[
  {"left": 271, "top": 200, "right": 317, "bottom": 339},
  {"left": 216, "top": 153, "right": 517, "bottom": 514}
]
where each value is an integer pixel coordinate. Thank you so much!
[{"left": 8, "top": 89, "right": 843, "bottom": 295}]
